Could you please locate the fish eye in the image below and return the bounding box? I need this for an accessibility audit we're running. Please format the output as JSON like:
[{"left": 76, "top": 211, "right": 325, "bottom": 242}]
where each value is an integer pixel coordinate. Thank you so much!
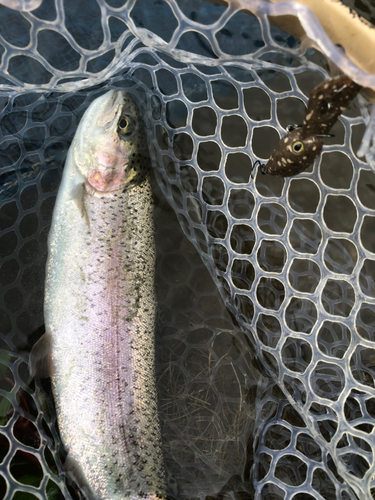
[
  {"left": 119, "top": 118, "right": 128, "bottom": 129},
  {"left": 118, "top": 115, "right": 134, "bottom": 135},
  {"left": 292, "top": 141, "right": 304, "bottom": 153}
]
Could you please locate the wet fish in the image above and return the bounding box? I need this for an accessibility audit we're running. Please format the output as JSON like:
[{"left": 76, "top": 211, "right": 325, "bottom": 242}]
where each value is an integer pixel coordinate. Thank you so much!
[
  {"left": 255, "top": 75, "right": 361, "bottom": 177},
  {"left": 30, "top": 91, "right": 167, "bottom": 500}
]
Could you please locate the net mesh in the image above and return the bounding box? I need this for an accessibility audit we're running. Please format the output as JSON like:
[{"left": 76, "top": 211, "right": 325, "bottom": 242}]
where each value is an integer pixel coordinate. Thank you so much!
[{"left": 1, "top": 1, "right": 375, "bottom": 499}]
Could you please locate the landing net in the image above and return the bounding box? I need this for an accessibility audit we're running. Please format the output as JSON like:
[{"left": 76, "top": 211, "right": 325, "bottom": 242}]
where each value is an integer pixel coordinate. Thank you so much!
[{"left": 0, "top": 1, "right": 375, "bottom": 499}]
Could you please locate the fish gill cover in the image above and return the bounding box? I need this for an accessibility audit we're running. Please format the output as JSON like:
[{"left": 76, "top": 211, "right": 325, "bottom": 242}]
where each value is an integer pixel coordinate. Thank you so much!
[{"left": 0, "top": 0, "right": 375, "bottom": 499}]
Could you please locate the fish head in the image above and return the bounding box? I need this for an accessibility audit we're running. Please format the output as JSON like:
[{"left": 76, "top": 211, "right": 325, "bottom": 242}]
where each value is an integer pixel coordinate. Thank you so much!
[
  {"left": 261, "top": 127, "right": 323, "bottom": 177},
  {"left": 73, "top": 90, "right": 150, "bottom": 196}
]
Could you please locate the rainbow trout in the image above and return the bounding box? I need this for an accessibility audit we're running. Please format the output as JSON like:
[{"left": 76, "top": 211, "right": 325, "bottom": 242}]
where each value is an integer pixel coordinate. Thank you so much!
[{"left": 30, "top": 91, "right": 167, "bottom": 500}]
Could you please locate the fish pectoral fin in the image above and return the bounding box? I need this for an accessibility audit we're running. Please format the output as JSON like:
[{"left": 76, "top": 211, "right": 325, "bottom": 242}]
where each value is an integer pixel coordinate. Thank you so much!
[
  {"left": 81, "top": 202, "right": 90, "bottom": 231},
  {"left": 29, "top": 332, "right": 53, "bottom": 379},
  {"left": 71, "top": 183, "right": 90, "bottom": 230}
]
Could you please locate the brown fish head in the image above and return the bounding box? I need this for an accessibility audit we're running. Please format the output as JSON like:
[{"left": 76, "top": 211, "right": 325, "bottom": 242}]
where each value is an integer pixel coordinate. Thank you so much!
[{"left": 261, "top": 127, "right": 323, "bottom": 177}]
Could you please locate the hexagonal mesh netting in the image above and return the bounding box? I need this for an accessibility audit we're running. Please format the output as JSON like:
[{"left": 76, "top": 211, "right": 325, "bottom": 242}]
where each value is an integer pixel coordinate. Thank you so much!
[{"left": 1, "top": 1, "right": 375, "bottom": 499}]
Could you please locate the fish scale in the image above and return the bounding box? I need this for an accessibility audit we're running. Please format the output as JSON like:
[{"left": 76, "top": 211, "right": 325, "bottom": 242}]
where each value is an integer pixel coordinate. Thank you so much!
[{"left": 34, "top": 91, "right": 168, "bottom": 500}]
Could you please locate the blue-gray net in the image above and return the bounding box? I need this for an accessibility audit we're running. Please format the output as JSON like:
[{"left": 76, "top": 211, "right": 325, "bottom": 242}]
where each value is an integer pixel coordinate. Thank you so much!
[{"left": 1, "top": 1, "right": 375, "bottom": 499}]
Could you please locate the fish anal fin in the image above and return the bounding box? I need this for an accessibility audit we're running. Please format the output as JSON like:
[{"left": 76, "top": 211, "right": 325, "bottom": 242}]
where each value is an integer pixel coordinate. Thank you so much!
[
  {"left": 29, "top": 332, "right": 53, "bottom": 379},
  {"left": 65, "top": 454, "right": 99, "bottom": 500}
]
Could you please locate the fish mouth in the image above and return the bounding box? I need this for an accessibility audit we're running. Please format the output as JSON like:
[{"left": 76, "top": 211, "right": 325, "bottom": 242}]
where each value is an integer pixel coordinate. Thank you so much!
[
  {"left": 85, "top": 166, "right": 128, "bottom": 196},
  {"left": 106, "top": 90, "right": 124, "bottom": 115},
  {"left": 94, "top": 90, "right": 125, "bottom": 129}
]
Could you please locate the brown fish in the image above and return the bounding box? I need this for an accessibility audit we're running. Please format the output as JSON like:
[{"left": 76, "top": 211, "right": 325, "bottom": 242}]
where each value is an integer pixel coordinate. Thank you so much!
[{"left": 255, "top": 75, "right": 361, "bottom": 177}]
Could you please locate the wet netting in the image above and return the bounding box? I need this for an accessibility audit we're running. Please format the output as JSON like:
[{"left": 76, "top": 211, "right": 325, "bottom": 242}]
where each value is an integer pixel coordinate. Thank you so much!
[{"left": 1, "top": 0, "right": 375, "bottom": 499}]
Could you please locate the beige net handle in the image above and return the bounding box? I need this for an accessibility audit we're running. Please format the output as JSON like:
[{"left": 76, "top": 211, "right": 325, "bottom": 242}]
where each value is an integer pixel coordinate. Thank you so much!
[
  {"left": 209, "top": 0, "right": 375, "bottom": 99},
  {"left": 271, "top": 0, "right": 375, "bottom": 97}
]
